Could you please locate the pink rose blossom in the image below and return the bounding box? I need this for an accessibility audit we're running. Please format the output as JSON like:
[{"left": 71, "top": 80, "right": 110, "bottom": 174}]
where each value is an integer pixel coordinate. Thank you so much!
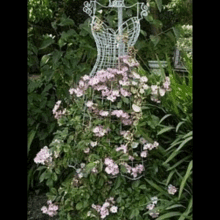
[
  {"left": 69, "top": 88, "right": 74, "bottom": 95},
  {"left": 34, "top": 146, "right": 52, "bottom": 165},
  {"left": 159, "top": 88, "right": 166, "bottom": 96},
  {"left": 99, "top": 110, "right": 109, "bottom": 117},
  {"left": 84, "top": 148, "right": 90, "bottom": 154},
  {"left": 104, "top": 157, "right": 114, "bottom": 166},
  {"left": 140, "top": 76, "right": 148, "bottom": 83},
  {"left": 120, "top": 88, "right": 131, "bottom": 97},
  {"left": 82, "top": 74, "right": 90, "bottom": 81},
  {"left": 107, "top": 95, "right": 117, "bottom": 102},
  {"left": 41, "top": 201, "right": 58, "bottom": 217},
  {"left": 110, "top": 206, "right": 118, "bottom": 213},
  {"left": 140, "top": 151, "right": 147, "bottom": 158},
  {"left": 146, "top": 203, "right": 155, "bottom": 210},
  {"left": 168, "top": 184, "right": 177, "bottom": 195},
  {"left": 86, "top": 100, "right": 94, "bottom": 107},
  {"left": 41, "top": 206, "right": 48, "bottom": 214},
  {"left": 116, "top": 144, "right": 127, "bottom": 154}
]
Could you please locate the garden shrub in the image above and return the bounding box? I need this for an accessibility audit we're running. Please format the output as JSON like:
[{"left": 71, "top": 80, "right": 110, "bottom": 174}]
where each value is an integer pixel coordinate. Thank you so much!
[
  {"left": 28, "top": 75, "right": 59, "bottom": 191},
  {"left": 32, "top": 56, "right": 185, "bottom": 220}
]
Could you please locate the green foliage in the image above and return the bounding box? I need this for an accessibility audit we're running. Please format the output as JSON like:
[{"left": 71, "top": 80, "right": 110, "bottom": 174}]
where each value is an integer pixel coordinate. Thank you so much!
[
  {"left": 145, "top": 31, "right": 176, "bottom": 60},
  {"left": 28, "top": 0, "right": 53, "bottom": 23},
  {"left": 28, "top": 76, "right": 57, "bottom": 142},
  {"left": 27, "top": 75, "right": 58, "bottom": 192}
]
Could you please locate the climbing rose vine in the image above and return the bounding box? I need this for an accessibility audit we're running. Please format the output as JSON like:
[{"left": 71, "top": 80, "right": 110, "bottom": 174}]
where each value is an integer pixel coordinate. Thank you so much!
[{"left": 34, "top": 55, "right": 172, "bottom": 219}]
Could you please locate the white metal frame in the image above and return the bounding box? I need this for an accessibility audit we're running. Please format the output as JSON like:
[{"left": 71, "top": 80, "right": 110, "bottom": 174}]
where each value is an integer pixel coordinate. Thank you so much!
[{"left": 83, "top": 0, "right": 149, "bottom": 76}]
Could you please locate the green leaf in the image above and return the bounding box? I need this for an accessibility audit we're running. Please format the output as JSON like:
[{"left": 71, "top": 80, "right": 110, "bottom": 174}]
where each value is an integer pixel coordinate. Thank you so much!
[
  {"left": 156, "top": 212, "right": 181, "bottom": 220},
  {"left": 58, "top": 38, "right": 66, "bottom": 48},
  {"left": 67, "top": 213, "right": 71, "bottom": 220},
  {"left": 178, "top": 197, "right": 192, "bottom": 220},
  {"left": 114, "top": 175, "right": 122, "bottom": 189},
  {"left": 145, "top": 179, "right": 171, "bottom": 198},
  {"left": 163, "top": 150, "right": 180, "bottom": 165},
  {"left": 129, "top": 208, "right": 139, "bottom": 219},
  {"left": 178, "top": 161, "right": 193, "bottom": 200},
  {"left": 166, "top": 138, "right": 183, "bottom": 152},
  {"left": 40, "top": 54, "right": 51, "bottom": 67},
  {"left": 120, "top": 164, "right": 128, "bottom": 173},
  {"left": 59, "top": 17, "right": 75, "bottom": 26},
  {"left": 67, "top": 135, "right": 74, "bottom": 144},
  {"left": 42, "top": 83, "right": 53, "bottom": 94},
  {"left": 51, "top": 21, "right": 57, "bottom": 30},
  {"left": 150, "top": 35, "right": 161, "bottom": 47},
  {"left": 85, "top": 162, "right": 96, "bottom": 173},
  {"left": 61, "top": 29, "right": 76, "bottom": 40},
  {"left": 50, "top": 187, "right": 57, "bottom": 195},
  {"left": 46, "top": 178, "right": 53, "bottom": 187},
  {"left": 28, "top": 129, "right": 37, "bottom": 155},
  {"left": 159, "top": 114, "right": 172, "bottom": 124},
  {"left": 132, "top": 180, "right": 140, "bottom": 189},
  {"left": 166, "top": 155, "right": 191, "bottom": 171},
  {"left": 157, "top": 126, "right": 175, "bottom": 135},
  {"left": 52, "top": 172, "right": 58, "bottom": 181},
  {"left": 172, "top": 27, "right": 181, "bottom": 40},
  {"left": 39, "top": 170, "right": 47, "bottom": 183},
  {"left": 36, "top": 166, "right": 47, "bottom": 172},
  {"left": 176, "top": 136, "right": 192, "bottom": 151},
  {"left": 182, "top": 131, "right": 193, "bottom": 139},
  {"left": 76, "top": 201, "right": 83, "bottom": 210},
  {"left": 120, "top": 154, "right": 129, "bottom": 161},
  {"left": 122, "top": 97, "right": 130, "bottom": 104},
  {"left": 145, "top": 15, "right": 153, "bottom": 22},
  {"left": 52, "top": 50, "right": 63, "bottom": 63},
  {"left": 139, "top": 184, "right": 147, "bottom": 190},
  {"left": 165, "top": 204, "right": 185, "bottom": 210},
  {"left": 155, "top": 0, "right": 163, "bottom": 12},
  {"left": 39, "top": 38, "right": 54, "bottom": 50},
  {"left": 89, "top": 173, "right": 96, "bottom": 184},
  {"left": 55, "top": 167, "right": 60, "bottom": 174},
  {"left": 98, "top": 176, "right": 104, "bottom": 187},
  {"left": 176, "top": 121, "right": 185, "bottom": 132},
  {"left": 141, "top": 30, "right": 147, "bottom": 37}
]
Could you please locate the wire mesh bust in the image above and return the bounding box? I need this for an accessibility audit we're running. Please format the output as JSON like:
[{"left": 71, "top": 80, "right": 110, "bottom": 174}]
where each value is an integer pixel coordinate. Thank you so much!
[{"left": 83, "top": 0, "right": 149, "bottom": 76}]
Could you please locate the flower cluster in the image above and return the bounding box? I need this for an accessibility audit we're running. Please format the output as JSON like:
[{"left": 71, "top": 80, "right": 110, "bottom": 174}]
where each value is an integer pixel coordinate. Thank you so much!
[
  {"left": 83, "top": 141, "right": 98, "bottom": 155},
  {"left": 150, "top": 77, "right": 171, "bottom": 103},
  {"left": 76, "top": 163, "right": 86, "bottom": 179},
  {"left": 121, "top": 162, "right": 145, "bottom": 178},
  {"left": 92, "top": 197, "right": 118, "bottom": 219},
  {"left": 93, "top": 125, "right": 110, "bottom": 137},
  {"left": 116, "top": 144, "right": 128, "bottom": 154},
  {"left": 104, "top": 157, "right": 119, "bottom": 176},
  {"left": 52, "top": 100, "right": 66, "bottom": 119},
  {"left": 168, "top": 184, "right": 177, "bottom": 195},
  {"left": 41, "top": 200, "right": 58, "bottom": 217},
  {"left": 68, "top": 57, "right": 138, "bottom": 103},
  {"left": 146, "top": 196, "right": 159, "bottom": 218},
  {"left": 141, "top": 141, "right": 159, "bottom": 158},
  {"left": 34, "top": 146, "right": 52, "bottom": 165},
  {"left": 111, "top": 110, "right": 132, "bottom": 125},
  {"left": 119, "top": 55, "right": 139, "bottom": 68}
]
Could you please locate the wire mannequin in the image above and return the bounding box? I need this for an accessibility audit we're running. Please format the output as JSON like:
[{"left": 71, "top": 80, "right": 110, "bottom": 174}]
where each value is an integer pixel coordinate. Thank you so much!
[{"left": 83, "top": 0, "right": 149, "bottom": 76}]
